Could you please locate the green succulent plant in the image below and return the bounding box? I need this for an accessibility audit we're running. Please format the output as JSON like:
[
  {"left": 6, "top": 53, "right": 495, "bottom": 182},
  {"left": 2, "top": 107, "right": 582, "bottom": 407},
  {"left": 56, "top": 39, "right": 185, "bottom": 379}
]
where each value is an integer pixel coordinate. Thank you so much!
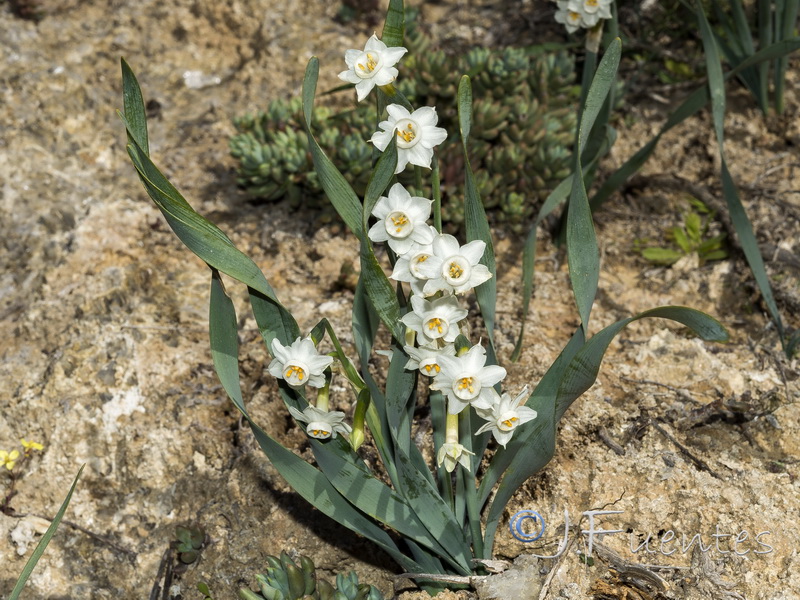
[
  {"left": 229, "top": 9, "right": 580, "bottom": 231},
  {"left": 638, "top": 197, "right": 729, "bottom": 266},
  {"left": 238, "top": 551, "right": 385, "bottom": 600}
]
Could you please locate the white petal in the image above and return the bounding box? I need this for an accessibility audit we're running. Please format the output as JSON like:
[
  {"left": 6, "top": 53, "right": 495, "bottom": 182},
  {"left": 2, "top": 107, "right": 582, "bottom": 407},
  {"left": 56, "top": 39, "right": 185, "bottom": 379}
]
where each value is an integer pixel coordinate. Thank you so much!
[
  {"left": 421, "top": 125, "right": 448, "bottom": 147},
  {"left": 382, "top": 47, "right": 408, "bottom": 65},
  {"left": 434, "top": 353, "right": 460, "bottom": 376},
  {"left": 338, "top": 70, "right": 361, "bottom": 85},
  {"left": 415, "top": 255, "right": 442, "bottom": 279},
  {"left": 406, "top": 144, "right": 433, "bottom": 169},
  {"left": 373, "top": 69, "right": 398, "bottom": 86},
  {"left": 268, "top": 358, "right": 284, "bottom": 379},
  {"left": 447, "top": 396, "right": 469, "bottom": 414},
  {"left": 462, "top": 345, "right": 487, "bottom": 371},
  {"left": 494, "top": 429, "right": 514, "bottom": 447},
  {"left": 386, "top": 104, "right": 411, "bottom": 121},
  {"left": 433, "top": 234, "right": 461, "bottom": 258},
  {"left": 461, "top": 240, "right": 486, "bottom": 264},
  {"left": 394, "top": 150, "right": 410, "bottom": 173},
  {"left": 364, "top": 34, "right": 386, "bottom": 52},
  {"left": 469, "top": 264, "right": 492, "bottom": 286},
  {"left": 343, "top": 49, "right": 362, "bottom": 67},
  {"left": 411, "top": 106, "right": 437, "bottom": 127},
  {"left": 423, "top": 277, "right": 450, "bottom": 295},
  {"left": 390, "top": 259, "right": 412, "bottom": 281},
  {"left": 371, "top": 130, "right": 391, "bottom": 151},
  {"left": 388, "top": 236, "right": 414, "bottom": 255},
  {"left": 368, "top": 221, "right": 390, "bottom": 243},
  {"left": 288, "top": 406, "right": 308, "bottom": 423},
  {"left": 355, "top": 79, "right": 375, "bottom": 102},
  {"left": 481, "top": 365, "right": 508, "bottom": 387},
  {"left": 411, "top": 226, "right": 435, "bottom": 246}
]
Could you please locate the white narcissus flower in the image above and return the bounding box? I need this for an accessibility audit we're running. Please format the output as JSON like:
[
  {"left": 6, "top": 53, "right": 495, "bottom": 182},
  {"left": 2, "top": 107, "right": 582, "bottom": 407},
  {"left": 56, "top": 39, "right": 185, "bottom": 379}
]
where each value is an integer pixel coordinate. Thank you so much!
[
  {"left": 556, "top": 0, "right": 613, "bottom": 31},
  {"left": 431, "top": 344, "right": 507, "bottom": 414},
  {"left": 368, "top": 183, "right": 434, "bottom": 254},
  {"left": 555, "top": 0, "right": 584, "bottom": 33},
  {"left": 416, "top": 233, "right": 492, "bottom": 296},
  {"left": 403, "top": 342, "right": 456, "bottom": 377},
  {"left": 571, "top": 0, "right": 613, "bottom": 20},
  {"left": 437, "top": 442, "right": 474, "bottom": 473},
  {"left": 475, "top": 387, "right": 538, "bottom": 447},
  {"left": 401, "top": 295, "right": 467, "bottom": 345},
  {"left": 338, "top": 34, "right": 408, "bottom": 102},
  {"left": 288, "top": 405, "right": 352, "bottom": 440},
  {"left": 268, "top": 336, "right": 334, "bottom": 388},
  {"left": 371, "top": 104, "right": 448, "bottom": 173},
  {"left": 390, "top": 227, "right": 437, "bottom": 283}
]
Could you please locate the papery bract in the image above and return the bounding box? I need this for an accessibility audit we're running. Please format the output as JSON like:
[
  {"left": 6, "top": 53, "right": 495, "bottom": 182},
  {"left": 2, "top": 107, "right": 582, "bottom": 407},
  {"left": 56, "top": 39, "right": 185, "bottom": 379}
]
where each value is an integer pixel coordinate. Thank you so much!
[{"left": 371, "top": 104, "right": 447, "bottom": 173}]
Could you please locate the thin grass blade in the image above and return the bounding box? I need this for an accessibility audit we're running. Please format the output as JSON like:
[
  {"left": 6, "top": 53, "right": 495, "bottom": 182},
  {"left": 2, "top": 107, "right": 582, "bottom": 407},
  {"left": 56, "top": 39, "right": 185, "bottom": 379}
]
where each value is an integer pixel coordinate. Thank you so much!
[{"left": 8, "top": 465, "right": 84, "bottom": 600}]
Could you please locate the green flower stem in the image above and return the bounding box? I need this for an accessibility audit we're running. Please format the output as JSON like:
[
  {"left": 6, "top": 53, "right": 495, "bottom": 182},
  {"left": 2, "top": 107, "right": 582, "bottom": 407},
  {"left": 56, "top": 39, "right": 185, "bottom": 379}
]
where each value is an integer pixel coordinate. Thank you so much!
[
  {"left": 366, "top": 401, "right": 400, "bottom": 484},
  {"left": 350, "top": 387, "right": 370, "bottom": 451},
  {"left": 322, "top": 320, "right": 365, "bottom": 393},
  {"left": 457, "top": 410, "right": 484, "bottom": 561},
  {"left": 316, "top": 377, "right": 331, "bottom": 412},
  {"left": 430, "top": 390, "right": 453, "bottom": 508},
  {"left": 577, "top": 50, "right": 598, "bottom": 152},
  {"left": 431, "top": 156, "right": 442, "bottom": 233},
  {"left": 414, "top": 165, "right": 424, "bottom": 197},
  {"left": 445, "top": 412, "right": 459, "bottom": 443}
]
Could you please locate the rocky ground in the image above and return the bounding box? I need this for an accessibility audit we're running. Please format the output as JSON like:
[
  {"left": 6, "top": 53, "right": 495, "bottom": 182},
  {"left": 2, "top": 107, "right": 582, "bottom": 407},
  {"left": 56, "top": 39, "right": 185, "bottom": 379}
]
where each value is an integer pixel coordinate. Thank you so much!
[{"left": 1, "top": 1, "right": 799, "bottom": 599}]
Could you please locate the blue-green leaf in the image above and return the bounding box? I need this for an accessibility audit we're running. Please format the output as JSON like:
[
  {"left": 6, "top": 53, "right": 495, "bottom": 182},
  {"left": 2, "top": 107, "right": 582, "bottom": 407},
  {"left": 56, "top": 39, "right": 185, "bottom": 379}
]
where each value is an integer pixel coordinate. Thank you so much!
[
  {"left": 458, "top": 75, "right": 497, "bottom": 361},
  {"left": 302, "top": 57, "right": 363, "bottom": 238}
]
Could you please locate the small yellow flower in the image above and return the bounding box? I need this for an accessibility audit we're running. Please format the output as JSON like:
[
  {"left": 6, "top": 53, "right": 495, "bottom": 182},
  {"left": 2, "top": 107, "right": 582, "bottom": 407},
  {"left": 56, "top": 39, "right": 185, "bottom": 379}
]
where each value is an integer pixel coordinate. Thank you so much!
[
  {"left": 0, "top": 449, "right": 20, "bottom": 470},
  {"left": 21, "top": 438, "right": 44, "bottom": 453}
]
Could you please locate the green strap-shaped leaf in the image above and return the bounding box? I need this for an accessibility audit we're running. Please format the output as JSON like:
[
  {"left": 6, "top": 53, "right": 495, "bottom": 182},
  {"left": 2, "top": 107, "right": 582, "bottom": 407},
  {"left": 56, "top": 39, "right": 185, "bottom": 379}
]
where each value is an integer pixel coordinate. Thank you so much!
[
  {"left": 590, "top": 38, "right": 800, "bottom": 211},
  {"left": 9, "top": 465, "right": 84, "bottom": 600},
  {"left": 481, "top": 328, "right": 585, "bottom": 553},
  {"left": 511, "top": 177, "right": 572, "bottom": 361},
  {"left": 381, "top": 0, "right": 404, "bottom": 47},
  {"left": 310, "top": 440, "right": 462, "bottom": 573},
  {"left": 696, "top": 4, "right": 785, "bottom": 342},
  {"left": 121, "top": 58, "right": 148, "bottom": 154},
  {"left": 302, "top": 57, "right": 364, "bottom": 238},
  {"left": 120, "top": 60, "right": 299, "bottom": 347},
  {"left": 384, "top": 344, "right": 415, "bottom": 455},
  {"left": 482, "top": 306, "right": 727, "bottom": 554},
  {"left": 457, "top": 75, "right": 497, "bottom": 361},
  {"left": 391, "top": 445, "right": 472, "bottom": 575},
  {"left": 568, "top": 39, "right": 621, "bottom": 334},
  {"left": 208, "top": 272, "right": 419, "bottom": 573},
  {"left": 556, "top": 306, "right": 728, "bottom": 420}
]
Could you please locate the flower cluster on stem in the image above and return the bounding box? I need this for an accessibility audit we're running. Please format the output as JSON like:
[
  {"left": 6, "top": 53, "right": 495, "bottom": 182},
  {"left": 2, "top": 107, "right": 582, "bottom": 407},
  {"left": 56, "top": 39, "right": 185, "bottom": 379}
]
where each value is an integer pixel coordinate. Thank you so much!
[{"left": 268, "top": 33, "right": 538, "bottom": 460}]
